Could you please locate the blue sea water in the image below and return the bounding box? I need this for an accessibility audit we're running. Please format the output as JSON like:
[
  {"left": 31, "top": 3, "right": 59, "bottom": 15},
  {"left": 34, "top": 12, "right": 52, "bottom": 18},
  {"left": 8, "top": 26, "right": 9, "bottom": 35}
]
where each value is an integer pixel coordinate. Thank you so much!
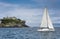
[{"left": 0, "top": 27, "right": 60, "bottom": 39}]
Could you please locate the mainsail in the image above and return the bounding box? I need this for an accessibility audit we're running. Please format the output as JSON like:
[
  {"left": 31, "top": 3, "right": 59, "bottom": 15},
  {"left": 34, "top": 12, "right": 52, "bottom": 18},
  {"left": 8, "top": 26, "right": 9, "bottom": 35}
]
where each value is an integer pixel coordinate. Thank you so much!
[
  {"left": 38, "top": 8, "right": 54, "bottom": 31},
  {"left": 40, "top": 8, "right": 48, "bottom": 28}
]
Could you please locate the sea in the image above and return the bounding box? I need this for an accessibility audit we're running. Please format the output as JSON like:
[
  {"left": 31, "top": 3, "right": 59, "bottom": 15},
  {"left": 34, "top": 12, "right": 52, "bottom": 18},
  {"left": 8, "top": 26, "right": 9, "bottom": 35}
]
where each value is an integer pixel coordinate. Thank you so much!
[{"left": 0, "top": 25, "right": 60, "bottom": 39}]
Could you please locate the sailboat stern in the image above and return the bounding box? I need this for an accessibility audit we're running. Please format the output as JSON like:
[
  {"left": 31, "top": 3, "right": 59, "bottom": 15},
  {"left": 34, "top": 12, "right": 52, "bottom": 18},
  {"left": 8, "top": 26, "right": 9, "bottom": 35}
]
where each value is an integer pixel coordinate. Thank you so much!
[{"left": 49, "top": 28, "right": 55, "bottom": 31}]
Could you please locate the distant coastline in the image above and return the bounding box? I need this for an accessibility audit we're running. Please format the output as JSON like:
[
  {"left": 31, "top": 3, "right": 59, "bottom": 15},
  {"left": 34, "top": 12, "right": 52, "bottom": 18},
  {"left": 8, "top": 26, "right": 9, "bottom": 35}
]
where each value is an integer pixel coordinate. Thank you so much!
[{"left": 0, "top": 16, "right": 29, "bottom": 28}]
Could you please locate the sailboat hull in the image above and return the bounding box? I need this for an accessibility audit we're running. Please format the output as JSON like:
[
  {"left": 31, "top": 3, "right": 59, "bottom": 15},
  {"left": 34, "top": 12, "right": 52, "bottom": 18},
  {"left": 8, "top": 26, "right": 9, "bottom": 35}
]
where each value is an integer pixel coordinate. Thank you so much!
[{"left": 37, "top": 29, "right": 55, "bottom": 31}]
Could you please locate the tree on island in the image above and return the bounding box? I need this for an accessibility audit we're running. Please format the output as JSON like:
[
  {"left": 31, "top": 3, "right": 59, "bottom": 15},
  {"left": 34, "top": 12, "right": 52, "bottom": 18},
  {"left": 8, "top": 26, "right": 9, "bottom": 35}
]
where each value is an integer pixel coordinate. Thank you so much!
[{"left": 0, "top": 17, "right": 29, "bottom": 28}]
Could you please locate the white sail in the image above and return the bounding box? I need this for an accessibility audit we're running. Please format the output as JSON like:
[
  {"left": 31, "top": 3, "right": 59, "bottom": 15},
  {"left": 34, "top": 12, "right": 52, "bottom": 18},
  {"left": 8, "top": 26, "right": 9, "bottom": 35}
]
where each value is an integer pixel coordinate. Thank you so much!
[
  {"left": 38, "top": 8, "right": 55, "bottom": 31},
  {"left": 40, "top": 8, "right": 54, "bottom": 29},
  {"left": 47, "top": 12, "right": 54, "bottom": 29},
  {"left": 40, "top": 8, "right": 48, "bottom": 28}
]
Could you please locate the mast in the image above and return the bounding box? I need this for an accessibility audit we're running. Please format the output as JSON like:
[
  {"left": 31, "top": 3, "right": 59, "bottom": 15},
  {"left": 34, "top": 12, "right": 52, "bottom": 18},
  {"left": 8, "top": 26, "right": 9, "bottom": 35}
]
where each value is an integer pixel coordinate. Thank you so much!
[{"left": 46, "top": 8, "right": 49, "bottom": 29}]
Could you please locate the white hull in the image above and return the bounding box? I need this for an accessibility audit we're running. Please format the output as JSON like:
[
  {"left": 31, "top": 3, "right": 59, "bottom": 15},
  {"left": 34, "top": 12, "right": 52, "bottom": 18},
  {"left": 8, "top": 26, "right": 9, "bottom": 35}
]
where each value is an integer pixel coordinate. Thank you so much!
[{"left": 37, "top": 29, "right": 55, "bottom": 31}]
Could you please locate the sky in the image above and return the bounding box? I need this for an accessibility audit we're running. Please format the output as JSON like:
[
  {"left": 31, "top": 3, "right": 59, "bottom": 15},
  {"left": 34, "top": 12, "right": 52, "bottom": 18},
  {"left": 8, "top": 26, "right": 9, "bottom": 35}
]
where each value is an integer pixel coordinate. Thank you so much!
[{"left": 0, "top": 0, "right": 60, "bottom": 27}]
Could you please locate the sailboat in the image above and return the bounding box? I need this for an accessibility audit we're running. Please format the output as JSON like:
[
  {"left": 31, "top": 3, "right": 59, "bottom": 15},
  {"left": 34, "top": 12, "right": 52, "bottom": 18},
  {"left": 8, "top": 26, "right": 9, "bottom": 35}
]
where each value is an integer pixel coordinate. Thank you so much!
[{"left": 38, "top": 8, "right": 55, "bottom": 31}]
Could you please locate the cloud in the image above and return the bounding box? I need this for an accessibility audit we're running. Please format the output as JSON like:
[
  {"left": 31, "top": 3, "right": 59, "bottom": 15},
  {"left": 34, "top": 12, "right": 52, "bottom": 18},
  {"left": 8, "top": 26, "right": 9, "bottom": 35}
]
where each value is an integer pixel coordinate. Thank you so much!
[
  {"left": 5, "top": 8, "right": 43, "bottom": 27},
  {"left": 0, "top": 2, "right": 60, "bottom": 27},
  {"left": 1, "top": 0, "right": 60, "bottom": 9},
  {"left": 0, "top": 2, "right": 42, "bottom": 27}
]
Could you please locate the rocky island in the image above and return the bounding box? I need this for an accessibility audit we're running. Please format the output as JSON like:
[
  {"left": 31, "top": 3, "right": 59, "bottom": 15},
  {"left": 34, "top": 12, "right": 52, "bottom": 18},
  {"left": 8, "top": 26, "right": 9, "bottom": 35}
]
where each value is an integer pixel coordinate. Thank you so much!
[{"left": 0, "top": 17, "right": 29, "bottom": 28}]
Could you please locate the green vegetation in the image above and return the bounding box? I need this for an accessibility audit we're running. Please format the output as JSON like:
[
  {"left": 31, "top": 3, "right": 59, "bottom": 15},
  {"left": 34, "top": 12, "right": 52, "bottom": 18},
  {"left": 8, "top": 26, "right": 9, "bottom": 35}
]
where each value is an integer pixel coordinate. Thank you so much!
[{"left": 0, "top": 17, "right": 29, "bottom": 28}]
